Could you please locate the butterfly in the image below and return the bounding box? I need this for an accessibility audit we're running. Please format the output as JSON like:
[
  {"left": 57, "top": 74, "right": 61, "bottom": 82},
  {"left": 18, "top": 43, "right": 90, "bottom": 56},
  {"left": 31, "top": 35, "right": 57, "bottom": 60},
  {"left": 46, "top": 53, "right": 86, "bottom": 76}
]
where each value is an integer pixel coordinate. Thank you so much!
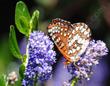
[{"left": 48, "top": 18, "right": 91, "bottom": 64}]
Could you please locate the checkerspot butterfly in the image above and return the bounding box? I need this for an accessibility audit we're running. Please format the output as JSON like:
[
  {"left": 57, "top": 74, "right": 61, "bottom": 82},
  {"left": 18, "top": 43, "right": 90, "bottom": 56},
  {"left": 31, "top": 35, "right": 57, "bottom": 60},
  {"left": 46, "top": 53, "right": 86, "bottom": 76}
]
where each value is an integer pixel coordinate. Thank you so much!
[{"left": 48, "top": 18, "right": 91, "bottom": 63}]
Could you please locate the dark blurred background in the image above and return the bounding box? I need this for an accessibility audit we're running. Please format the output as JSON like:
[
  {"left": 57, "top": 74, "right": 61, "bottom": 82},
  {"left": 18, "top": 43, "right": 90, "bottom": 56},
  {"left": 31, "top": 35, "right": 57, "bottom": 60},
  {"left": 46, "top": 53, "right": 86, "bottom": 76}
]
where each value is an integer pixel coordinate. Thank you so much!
[{"left": 0, "top": 0, "right": 110, "bottom": 86}]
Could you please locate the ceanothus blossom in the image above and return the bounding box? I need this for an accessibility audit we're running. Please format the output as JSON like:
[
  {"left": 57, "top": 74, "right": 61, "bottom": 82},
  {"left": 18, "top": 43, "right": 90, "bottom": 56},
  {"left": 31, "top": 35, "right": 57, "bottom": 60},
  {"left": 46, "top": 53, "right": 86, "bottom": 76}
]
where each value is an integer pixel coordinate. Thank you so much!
[
  {"left": 67, "top": 40, "right": 108, "bottom": 80},
  {"left": 22, "top": 31, "right": 56, "bottom": 86}
]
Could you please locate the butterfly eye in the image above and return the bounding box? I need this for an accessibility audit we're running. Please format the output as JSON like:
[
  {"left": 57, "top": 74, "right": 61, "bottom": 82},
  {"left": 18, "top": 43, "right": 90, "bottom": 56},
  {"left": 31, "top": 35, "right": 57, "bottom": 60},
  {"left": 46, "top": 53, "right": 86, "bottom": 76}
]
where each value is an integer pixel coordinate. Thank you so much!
[{"left": 48, "top": 18, "right": 91, "bottom": 63}]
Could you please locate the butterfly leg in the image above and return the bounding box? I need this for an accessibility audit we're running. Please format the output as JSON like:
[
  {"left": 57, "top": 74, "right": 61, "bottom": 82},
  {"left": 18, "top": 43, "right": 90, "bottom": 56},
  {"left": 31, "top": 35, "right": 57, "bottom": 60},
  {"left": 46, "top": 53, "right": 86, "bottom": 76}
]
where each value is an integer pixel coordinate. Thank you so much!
[
  {"left": 74, "top": 61, "right": 87, "bottom": 77},
  {"left": 63, "top": 60, "right": 71, "bottom": 65},
  {"left": 63, "top": 60, "right": 71, "bottom": 68}
]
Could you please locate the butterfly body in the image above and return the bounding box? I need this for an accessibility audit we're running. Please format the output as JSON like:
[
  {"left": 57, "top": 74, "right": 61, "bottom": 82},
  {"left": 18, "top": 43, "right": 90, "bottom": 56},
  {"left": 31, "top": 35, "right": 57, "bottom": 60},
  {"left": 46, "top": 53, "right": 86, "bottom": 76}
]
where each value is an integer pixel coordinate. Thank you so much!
[{"left": 48, "top": 18, "right": 91, "bottom": 63}]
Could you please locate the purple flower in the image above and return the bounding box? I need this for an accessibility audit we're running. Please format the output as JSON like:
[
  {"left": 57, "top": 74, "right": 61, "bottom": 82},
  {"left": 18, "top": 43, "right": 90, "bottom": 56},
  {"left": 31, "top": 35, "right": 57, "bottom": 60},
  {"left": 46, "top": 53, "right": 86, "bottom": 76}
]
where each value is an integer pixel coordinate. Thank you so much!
[
  {"left": 22, "top": 31, "right": 56, "bottom": 86},
  {"left": 63, "top": 81, "right": 71, "bottom": 86},
  {"left": 67, "top": 40, "right": 108, "bottom": 80}
]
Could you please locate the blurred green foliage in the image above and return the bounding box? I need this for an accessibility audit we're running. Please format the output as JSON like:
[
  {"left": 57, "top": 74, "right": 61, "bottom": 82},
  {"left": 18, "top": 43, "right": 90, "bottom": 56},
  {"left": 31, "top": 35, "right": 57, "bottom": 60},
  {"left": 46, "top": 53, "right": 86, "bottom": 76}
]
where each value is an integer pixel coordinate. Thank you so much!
[
  {"left": 0, "top": 74, "right": 7, "bottom": 86},
  {"left": 0, "top": 38, "right": 12, "bottom": 74}
]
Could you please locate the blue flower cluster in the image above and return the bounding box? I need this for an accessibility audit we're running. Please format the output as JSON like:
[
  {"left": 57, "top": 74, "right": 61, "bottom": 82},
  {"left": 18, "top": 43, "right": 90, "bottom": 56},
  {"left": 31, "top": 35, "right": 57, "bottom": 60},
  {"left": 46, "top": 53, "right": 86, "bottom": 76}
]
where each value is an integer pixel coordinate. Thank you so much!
[
  {"left": 22, "top": 31, "right": 56, "bottom": 86},
  {"left": 67, "top": 40, "right": 108, "bottom": 80}
]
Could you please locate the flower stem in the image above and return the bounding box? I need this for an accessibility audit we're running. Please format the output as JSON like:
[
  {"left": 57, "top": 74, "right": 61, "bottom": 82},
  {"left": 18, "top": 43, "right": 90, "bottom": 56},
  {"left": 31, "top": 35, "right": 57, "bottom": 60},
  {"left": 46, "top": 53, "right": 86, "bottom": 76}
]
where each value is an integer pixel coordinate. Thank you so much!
[
  {"left": 71, "top": 77, "right": 78, "bottom": 86},
  {"left": 34, "top": 75, "right": 38, "bottom": 86}
]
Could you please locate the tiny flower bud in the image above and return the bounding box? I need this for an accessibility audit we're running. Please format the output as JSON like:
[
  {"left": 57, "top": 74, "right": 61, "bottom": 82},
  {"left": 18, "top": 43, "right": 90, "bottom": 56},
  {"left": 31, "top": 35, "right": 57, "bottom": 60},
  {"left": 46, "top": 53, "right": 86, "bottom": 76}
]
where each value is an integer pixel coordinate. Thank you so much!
[{"left": 7, "top": 71, "right": 18, "bottom": 85}]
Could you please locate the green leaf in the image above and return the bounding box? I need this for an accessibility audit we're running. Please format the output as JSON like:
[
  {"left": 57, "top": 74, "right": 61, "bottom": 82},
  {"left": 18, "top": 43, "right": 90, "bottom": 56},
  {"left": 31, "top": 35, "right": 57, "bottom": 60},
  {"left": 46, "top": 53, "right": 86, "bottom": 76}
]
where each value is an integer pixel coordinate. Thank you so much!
[
  {"left": 15, "top": 1, "right": 31, "bottom": 37},
  {"left": 30, "top": 10, "right": 40, "bottom": 31},
  {"left": 19, "top": 54, "right": 27, "bottom": 79},
  {"left": 19, "top": 63, "right": 25, "bottom": 79},
  {"left": 22, "top": 54, "right": 27, "bottom": 63},
  {"left": 0, "top": 74, "right": 7, "bottom": 86},
  {"left": 9, "top": 25, "right": 22, "bottom": 60}
]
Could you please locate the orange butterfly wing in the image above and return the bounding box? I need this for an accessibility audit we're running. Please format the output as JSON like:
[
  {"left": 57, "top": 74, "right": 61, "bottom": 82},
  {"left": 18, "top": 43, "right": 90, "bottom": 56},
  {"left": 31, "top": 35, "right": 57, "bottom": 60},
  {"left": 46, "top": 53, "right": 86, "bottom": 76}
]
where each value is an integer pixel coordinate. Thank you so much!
[{"left": 48, "top": 18, "right": 91, "bottom": 63}]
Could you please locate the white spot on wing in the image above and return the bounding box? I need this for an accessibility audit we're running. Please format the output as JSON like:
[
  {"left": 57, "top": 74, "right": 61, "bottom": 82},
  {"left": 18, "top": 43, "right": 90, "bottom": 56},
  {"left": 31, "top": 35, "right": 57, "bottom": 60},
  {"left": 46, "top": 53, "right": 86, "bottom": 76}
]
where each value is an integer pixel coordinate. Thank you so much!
[
  {"left": 75, "top": 27, "right": 79, "bottom": 31},
  {"left": 76, "top": 46, "right": 80, "bottom": 50},
  {"left": 72, "top": 30, "right": 75, "bottom": 34},
  {"left": 84, "top": 31, "right": 89, "bottom": 35},
  {"left": 79, "top": 26, "right": 83, "bottom": 30}
]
